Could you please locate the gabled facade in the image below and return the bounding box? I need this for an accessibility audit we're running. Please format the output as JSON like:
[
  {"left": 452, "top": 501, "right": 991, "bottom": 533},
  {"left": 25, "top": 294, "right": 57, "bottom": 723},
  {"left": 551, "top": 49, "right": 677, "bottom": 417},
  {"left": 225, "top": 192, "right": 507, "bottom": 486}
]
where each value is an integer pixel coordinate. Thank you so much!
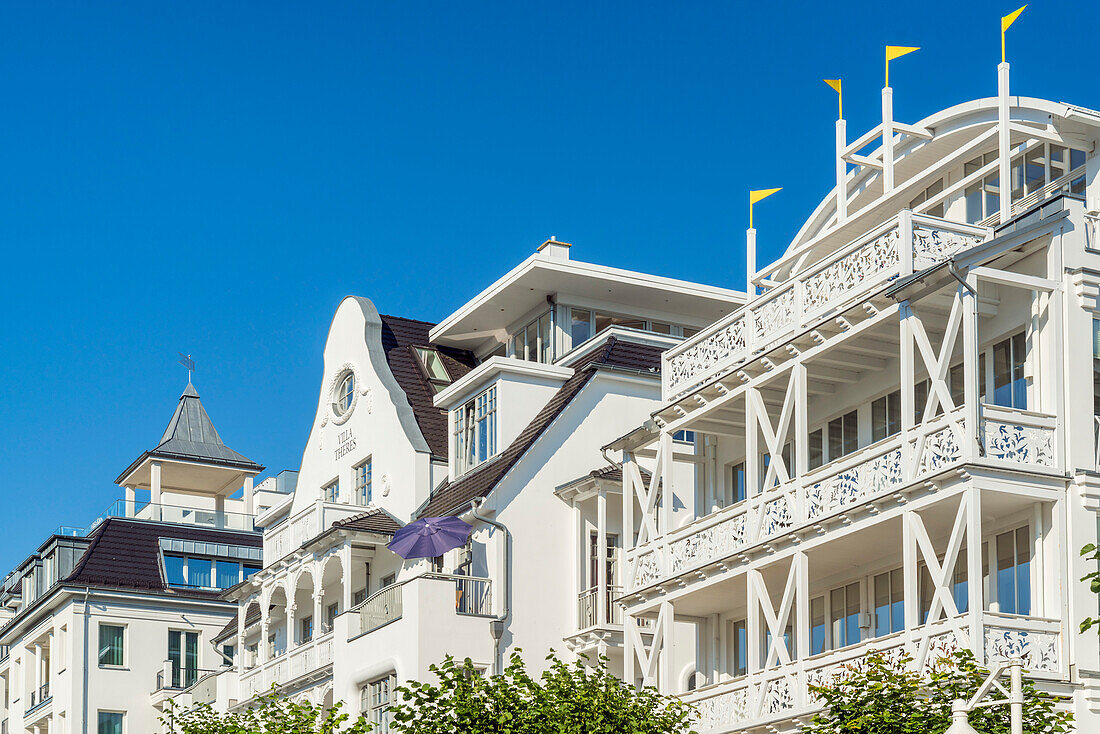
[
  {"left": 614, "top": 77, "right": 1100, "bottom": 732},
  {"left": 193, "top": 240, "right": 742, "bottom": 729}
]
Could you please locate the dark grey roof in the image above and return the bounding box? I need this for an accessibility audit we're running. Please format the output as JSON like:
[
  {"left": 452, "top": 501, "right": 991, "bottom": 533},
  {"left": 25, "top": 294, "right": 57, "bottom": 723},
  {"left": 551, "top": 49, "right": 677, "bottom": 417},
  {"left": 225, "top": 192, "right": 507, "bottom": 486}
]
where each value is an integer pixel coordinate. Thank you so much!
[{"left": 116, "top": 382, "right": 263, "bottom": 482}]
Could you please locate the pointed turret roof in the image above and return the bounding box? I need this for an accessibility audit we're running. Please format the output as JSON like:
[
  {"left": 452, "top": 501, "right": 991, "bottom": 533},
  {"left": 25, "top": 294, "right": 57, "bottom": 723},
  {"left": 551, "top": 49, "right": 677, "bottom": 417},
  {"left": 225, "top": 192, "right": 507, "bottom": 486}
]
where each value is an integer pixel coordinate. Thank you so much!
[
  {"left": 151, "top": 382, "right": 260, "bottom": 468},
  {"left": 115, "top": 382, "right": 263, "bottom": 485}
]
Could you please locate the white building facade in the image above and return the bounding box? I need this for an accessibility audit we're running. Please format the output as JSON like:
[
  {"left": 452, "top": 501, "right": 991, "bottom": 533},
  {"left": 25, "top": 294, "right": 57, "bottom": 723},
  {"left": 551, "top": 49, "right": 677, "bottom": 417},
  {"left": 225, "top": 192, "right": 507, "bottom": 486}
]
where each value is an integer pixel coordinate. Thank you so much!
[
  {"left": 614, "top": 79, "right": 1100, "bottom": 731},
  {"left": 159, "top": 60, "right": 1100, "bottom": 734},
  {"left": 187, "top": 239, "right": 743, "bottom": 729}
]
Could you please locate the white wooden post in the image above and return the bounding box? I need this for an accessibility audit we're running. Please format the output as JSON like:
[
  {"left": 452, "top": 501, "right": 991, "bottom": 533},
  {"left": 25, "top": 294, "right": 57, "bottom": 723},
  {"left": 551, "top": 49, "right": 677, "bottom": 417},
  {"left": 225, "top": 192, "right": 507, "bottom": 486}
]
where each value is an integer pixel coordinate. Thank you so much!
[
  {"left": 597, "top": 489, "right": 608, "bottom": 626},
  {"left": 966, "top": 487, "right": 983, "bottom": 660},
  {"left": 998, "top": 62, "right": 1012, "bottom": 221},
  {"left": 835, "top": 118, "right": 847, "bottom": 223},
  {"left": 882, "top": 86, "right": 895, "bottom": 192}
]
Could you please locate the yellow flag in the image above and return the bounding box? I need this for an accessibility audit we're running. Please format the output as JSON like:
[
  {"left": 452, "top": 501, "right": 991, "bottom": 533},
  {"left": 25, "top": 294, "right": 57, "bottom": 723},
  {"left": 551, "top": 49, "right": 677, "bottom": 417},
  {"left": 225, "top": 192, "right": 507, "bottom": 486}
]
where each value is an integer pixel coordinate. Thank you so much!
[
  {"left": 749, "top": 188, "right": 782, "bottom": 228},
  {"left": 885, "top": 45, "right": 920, "bottom": 61},
  {"left": 1001, "top": 5, "right": 1026, "bottom": 62},
  {"left": 1001, "top": 5, "right": 1026, "bottom": 32},
  {"left": 885, "top": 45, "right": 919, "bottom": 86},
  {"left": 824, "top": 79, "right": 842, "bottom": 119}
]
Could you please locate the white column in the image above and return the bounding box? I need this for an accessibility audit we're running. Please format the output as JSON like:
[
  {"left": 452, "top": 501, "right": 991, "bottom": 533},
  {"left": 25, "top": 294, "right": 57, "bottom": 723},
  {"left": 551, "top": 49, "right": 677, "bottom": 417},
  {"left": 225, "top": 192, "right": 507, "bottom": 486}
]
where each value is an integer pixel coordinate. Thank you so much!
[
  {"left": 313, "top": 591, "right": 324, "bottom": 636},
  {"left": 966, "top": 488, "right": 984, "bottom": 661},
  {"left": 287, "top": 603, "right": 297, "bottom": 650},
  {"left": 237, "top": 601, "right": 248, "bottom": 670},
  {"left": 998, "top": 62, "right": 1012, "bottom": 222},
  {"left": 962, "top": 280, "right": 980, "bottom": 456},
  {"left": 882, "top": 87, "right": 895, "bottom": 192},
  {"left": 215, "top": 494, "right": 226, "bottom": 530},
  {"left": 260, "top": 619, "right": 270, "bottom": 663},
  {"left": 244, "top": 476, "right": 255, "bottom": 523},
  {"left": 150, "top": 461, "right": 162, "bottom": 521},
  {"left": 341, "top": 546, "right": 353, "bottom": 612},
  {"left": 902, "top": 511, "right": 919, "bottom": 629},
  {"left": 746, "top": 228, "right": 757, "bottom": 296},
  {"left": 596, "top": 489, "right": 608, "bottom": 626},
  {"left": 658, "top": 600, "right": 673, "bottom": 694},
  {"left": 659, "top": 432, "right": 674, "bottom": 536},
  {"left": 124, "top": 486, "right": 136, "bottom": 517},
  {"left": 747, "top": 572, "right": 760, "bottom": 673},
  {"left": 745, "top": 389, "right": 759, "bottom": 501},
  {"left": 835, "top": 118, "right": 848, "bottom": 223}
]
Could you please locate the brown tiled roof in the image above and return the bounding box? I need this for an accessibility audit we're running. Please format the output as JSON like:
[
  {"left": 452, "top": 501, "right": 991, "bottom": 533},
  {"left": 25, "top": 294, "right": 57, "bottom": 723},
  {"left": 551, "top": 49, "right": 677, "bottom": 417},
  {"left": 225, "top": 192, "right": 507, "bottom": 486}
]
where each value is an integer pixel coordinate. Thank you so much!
[
  {"left": 64, "top": 518, "right": 260, "bottom": 594},
  {"left": 418, "top": 337, "right": 663, "bottom": 518},
  {"left": 379, "top": 315, "right": 478, "bottom": 457},
  {"left": 215, "top": 600, "right": 261, "bottom": 642},
  {"left": 331, "top": 507, "right": 404, "bottom": 535}
]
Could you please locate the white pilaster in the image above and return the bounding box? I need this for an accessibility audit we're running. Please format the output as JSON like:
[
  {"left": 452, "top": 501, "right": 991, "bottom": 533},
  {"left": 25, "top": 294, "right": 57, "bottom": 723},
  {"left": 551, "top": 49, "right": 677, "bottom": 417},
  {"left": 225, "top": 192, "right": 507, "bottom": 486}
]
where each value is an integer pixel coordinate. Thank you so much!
[
  {"left": 746, "top": 228, "right": 757, "bottom": 296},
  {"left": 596, "top": 489, "right": 608, "bottom": 625}
]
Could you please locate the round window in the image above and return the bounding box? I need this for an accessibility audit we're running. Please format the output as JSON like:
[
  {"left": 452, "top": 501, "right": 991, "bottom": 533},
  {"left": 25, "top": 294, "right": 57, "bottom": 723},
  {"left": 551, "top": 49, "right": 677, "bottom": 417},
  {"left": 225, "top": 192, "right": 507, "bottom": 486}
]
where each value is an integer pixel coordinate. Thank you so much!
[{"left": 331, "top": 369, "right": 357, "bottom": 421}]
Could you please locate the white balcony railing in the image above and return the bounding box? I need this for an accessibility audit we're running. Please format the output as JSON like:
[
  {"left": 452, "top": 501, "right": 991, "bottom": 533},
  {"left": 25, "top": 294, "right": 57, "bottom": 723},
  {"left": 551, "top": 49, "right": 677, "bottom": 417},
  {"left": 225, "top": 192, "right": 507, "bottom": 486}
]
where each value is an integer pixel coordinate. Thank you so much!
[
  {"left": 682, "top": 613, "right": 1062, "bottom": 733},
  {"left": 239, "top": 634, "right": 335, "bottom": 699},
  {"left": 577, "top": 586, "right": 623, "bottom": 629},
  {"left": 663, "top": 211, "right": 990, "bottom": 399},
  {"left": 628, "top": 403, "right": 1059, "bottom": 592}
]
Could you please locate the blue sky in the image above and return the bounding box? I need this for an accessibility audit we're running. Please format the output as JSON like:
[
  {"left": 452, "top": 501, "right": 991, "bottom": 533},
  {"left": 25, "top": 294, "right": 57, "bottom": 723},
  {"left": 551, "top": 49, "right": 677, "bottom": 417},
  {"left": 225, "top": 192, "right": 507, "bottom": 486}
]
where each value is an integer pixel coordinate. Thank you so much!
[{"left": 0, "top": 0, "right": 1094, "bottom": 571}]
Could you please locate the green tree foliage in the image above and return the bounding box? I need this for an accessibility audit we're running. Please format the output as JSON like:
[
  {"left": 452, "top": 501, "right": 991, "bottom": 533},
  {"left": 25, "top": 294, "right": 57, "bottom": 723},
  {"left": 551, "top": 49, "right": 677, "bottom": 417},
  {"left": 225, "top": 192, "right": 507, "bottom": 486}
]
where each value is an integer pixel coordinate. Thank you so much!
[
  {"left": 1080, "top": 542, "right": 1100, "bottom": 633},
  {"left": 804, "top": 648, "right": 1072, "bottom": 734},
  {"left": 159, "top": 651, "right": 694, "bottom": 734},
  {"left": 160, "top": 687, "right": 372, "bottom": 734},
  {"left": 389, "top": 651, "right": 696, "bottom": 734}
]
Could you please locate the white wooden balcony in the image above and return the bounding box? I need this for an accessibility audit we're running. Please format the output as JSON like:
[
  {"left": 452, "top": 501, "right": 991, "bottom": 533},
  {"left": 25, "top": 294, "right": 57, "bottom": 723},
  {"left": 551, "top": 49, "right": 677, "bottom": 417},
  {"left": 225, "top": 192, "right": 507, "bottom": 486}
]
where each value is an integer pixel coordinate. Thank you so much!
[
  {"left": 662, "top": 212, "right": 989, "bottom": 400},
  {"left": 626, "top": 404, "right": 1059, "bottom": 594},
  {"left": 682, "top": 612, "right": 1062, "bottom": 734}
]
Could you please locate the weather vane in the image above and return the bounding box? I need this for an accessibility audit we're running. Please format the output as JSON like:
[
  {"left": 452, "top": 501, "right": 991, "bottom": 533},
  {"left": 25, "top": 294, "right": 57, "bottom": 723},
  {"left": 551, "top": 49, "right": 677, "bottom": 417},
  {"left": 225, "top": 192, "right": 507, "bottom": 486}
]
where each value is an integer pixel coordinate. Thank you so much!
[{"left": 177, "top": 352, "right": 195, "bottom": 383}]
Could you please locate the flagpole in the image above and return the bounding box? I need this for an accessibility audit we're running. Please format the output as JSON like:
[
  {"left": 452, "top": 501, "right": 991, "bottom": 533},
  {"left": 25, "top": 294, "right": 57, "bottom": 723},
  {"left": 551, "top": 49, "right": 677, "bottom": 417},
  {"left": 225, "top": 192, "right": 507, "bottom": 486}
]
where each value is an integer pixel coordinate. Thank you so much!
[
  {"left": 999, "top": 6, "right": 1026, "bottom": 223},
  {"left": 882, "top": 47, "right": 919, "bottom": 195},
  {"left": 825, "top": 80, "right": 847, "bottom": 224},
  {"left": 747, "top": 188, "right": 782, "bottom": 296}
]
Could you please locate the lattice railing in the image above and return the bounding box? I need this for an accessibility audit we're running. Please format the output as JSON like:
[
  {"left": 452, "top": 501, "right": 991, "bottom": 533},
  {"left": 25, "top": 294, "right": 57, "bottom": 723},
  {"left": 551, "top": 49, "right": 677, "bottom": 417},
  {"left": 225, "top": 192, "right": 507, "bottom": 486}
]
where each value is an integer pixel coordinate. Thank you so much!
[{"left": 663, "top": 212, "right": 989, "bottom": 399}]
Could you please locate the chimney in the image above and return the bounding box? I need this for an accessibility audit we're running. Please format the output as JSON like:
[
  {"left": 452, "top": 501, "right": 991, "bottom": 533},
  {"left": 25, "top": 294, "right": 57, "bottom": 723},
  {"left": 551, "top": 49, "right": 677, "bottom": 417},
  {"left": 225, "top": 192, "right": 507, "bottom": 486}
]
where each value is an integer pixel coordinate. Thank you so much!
[{"left": 536, "top": 236, "right": 571, "bottom": 262}]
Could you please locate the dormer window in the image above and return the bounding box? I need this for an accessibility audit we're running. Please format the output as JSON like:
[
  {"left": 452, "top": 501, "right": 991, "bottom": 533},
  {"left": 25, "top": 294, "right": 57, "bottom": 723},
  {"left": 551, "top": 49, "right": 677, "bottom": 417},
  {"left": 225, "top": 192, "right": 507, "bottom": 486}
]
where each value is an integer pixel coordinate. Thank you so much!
[
  {"left": 454, "top": 386, "right": 497, "bottom": 474},
  {"left": 415, "top": 348, "right": 452, "bottom": 394}
]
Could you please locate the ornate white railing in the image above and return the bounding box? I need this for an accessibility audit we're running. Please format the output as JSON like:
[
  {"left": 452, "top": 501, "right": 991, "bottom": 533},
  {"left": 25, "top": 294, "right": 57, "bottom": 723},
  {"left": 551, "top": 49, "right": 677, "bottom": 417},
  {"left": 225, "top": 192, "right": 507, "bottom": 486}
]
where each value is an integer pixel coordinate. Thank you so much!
[
  {"left": 682, "top": 613, "right": 1062, "bottom": 733},
  {"left": 663, "top": 211, "right": 990, "bottom": 399},
  {"left": 628, "top": 404, "right": 1059, "bottom": 593}
]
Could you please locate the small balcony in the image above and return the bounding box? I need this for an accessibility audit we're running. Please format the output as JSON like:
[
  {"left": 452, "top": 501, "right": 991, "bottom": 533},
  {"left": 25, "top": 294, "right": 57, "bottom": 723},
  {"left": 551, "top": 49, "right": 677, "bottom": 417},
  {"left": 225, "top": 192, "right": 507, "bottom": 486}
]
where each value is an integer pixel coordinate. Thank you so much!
[
  {"left": 57, "top": 499, "right": 255, "bottom": 537},
  {"left": 663, "top": 211, "right": 990, "bottom": 400},
  {"left": 239, "top": 631, "right": 335, "bottom": 700},
  {"left": 577, "top": 586, "right": 623, "bottom": 629},
  {"left": 682, "top": 612, "right": 1061, "bottom": 734},
  {"left": 24, "top": 683, "right": 51, "bottom": 718}
]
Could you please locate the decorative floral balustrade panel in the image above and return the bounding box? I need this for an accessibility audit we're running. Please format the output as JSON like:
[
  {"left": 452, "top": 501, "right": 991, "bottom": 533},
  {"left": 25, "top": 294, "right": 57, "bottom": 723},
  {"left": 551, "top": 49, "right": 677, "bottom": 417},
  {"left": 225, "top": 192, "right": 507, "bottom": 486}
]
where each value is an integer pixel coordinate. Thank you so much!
[
  {"left": 982, "top": 417, "right": 1055, "bottom": 467},
  {"left": 984, "top": 624, "right": 1060, "bottom": 673},
  {"left": 665, "top": 315, "right": 747, "bottom": 397},
  {"left": 807, "top": 448, "right": 903, "bottom": 519},
  {"left": 802, "top": 225, "right": 900, "bottom": 316},
  {"left": 669, "top": 513, "right": 746, "bottom": 574}
]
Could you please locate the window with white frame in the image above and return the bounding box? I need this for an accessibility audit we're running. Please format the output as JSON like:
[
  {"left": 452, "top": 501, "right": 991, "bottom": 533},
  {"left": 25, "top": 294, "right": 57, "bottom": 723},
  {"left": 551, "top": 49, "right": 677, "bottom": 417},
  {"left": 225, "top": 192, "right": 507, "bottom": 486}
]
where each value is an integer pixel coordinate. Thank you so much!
[
  {"left": 810, "top": 581, "right": 861, "bottom": 653},
  {"left": 454, "top": 387, "right": 497, "bottom": 474},
  {"left": 361, "top": 673, "right": 397, "bottom": 733},
  {"left": 97, "top": 711, "right": 124, "bottom": 734},
  {"left": 992, "top": 526, "right": 1031, "bottom": 615},
  {"left": 323, "top": 479, "right": 340, "bottom": 503},
  {"left": 726, "top": 619, "right": 747, "bottom": 677},
  {"left": 964, "top": 144, "right": 1087, "bottom": 223},
  {"left": 991, "top": 332, "right": 1027, "bottom": 409},
  {"left": 354, "top": 459, "right": 372, "bottom": 506},
  {"left": 98, "top": 624, "right": 125, "bottom": 667},
  {"left": 873, "top": 568, "right": 904, "bottom": 637}
]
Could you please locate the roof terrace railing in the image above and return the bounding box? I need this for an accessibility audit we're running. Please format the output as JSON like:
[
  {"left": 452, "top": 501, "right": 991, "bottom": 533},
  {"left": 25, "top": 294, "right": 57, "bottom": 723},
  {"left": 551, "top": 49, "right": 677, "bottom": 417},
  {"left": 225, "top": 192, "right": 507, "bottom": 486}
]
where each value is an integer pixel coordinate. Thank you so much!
[
  {"left": 53, "top": 499, "right": 256, "bottom": 538},
  {"left": 662, "top": 211, "right": 990, "bottom": 400}
]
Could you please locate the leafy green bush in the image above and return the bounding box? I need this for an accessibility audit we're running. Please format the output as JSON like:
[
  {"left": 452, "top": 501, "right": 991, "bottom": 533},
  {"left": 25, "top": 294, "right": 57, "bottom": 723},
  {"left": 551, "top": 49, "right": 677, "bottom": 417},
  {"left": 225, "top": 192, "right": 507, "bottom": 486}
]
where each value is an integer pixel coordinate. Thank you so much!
[
  {"left": 389, "top": 651, "right": 695, "bottom": 734},
  {"left": 161, "top": 687, "right": 371, "bottom": 734},
  {"left": 805, "top": 648, "right": 1072, "bottom": 734}
]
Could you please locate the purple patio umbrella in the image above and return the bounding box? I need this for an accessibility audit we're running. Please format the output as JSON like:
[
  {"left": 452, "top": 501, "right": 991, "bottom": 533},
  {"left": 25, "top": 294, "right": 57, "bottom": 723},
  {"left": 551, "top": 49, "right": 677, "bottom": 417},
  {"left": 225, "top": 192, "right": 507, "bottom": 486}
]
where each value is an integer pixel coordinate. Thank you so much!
[{"left": 387, "top": 516, "right": 474, "bottom": 559}]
